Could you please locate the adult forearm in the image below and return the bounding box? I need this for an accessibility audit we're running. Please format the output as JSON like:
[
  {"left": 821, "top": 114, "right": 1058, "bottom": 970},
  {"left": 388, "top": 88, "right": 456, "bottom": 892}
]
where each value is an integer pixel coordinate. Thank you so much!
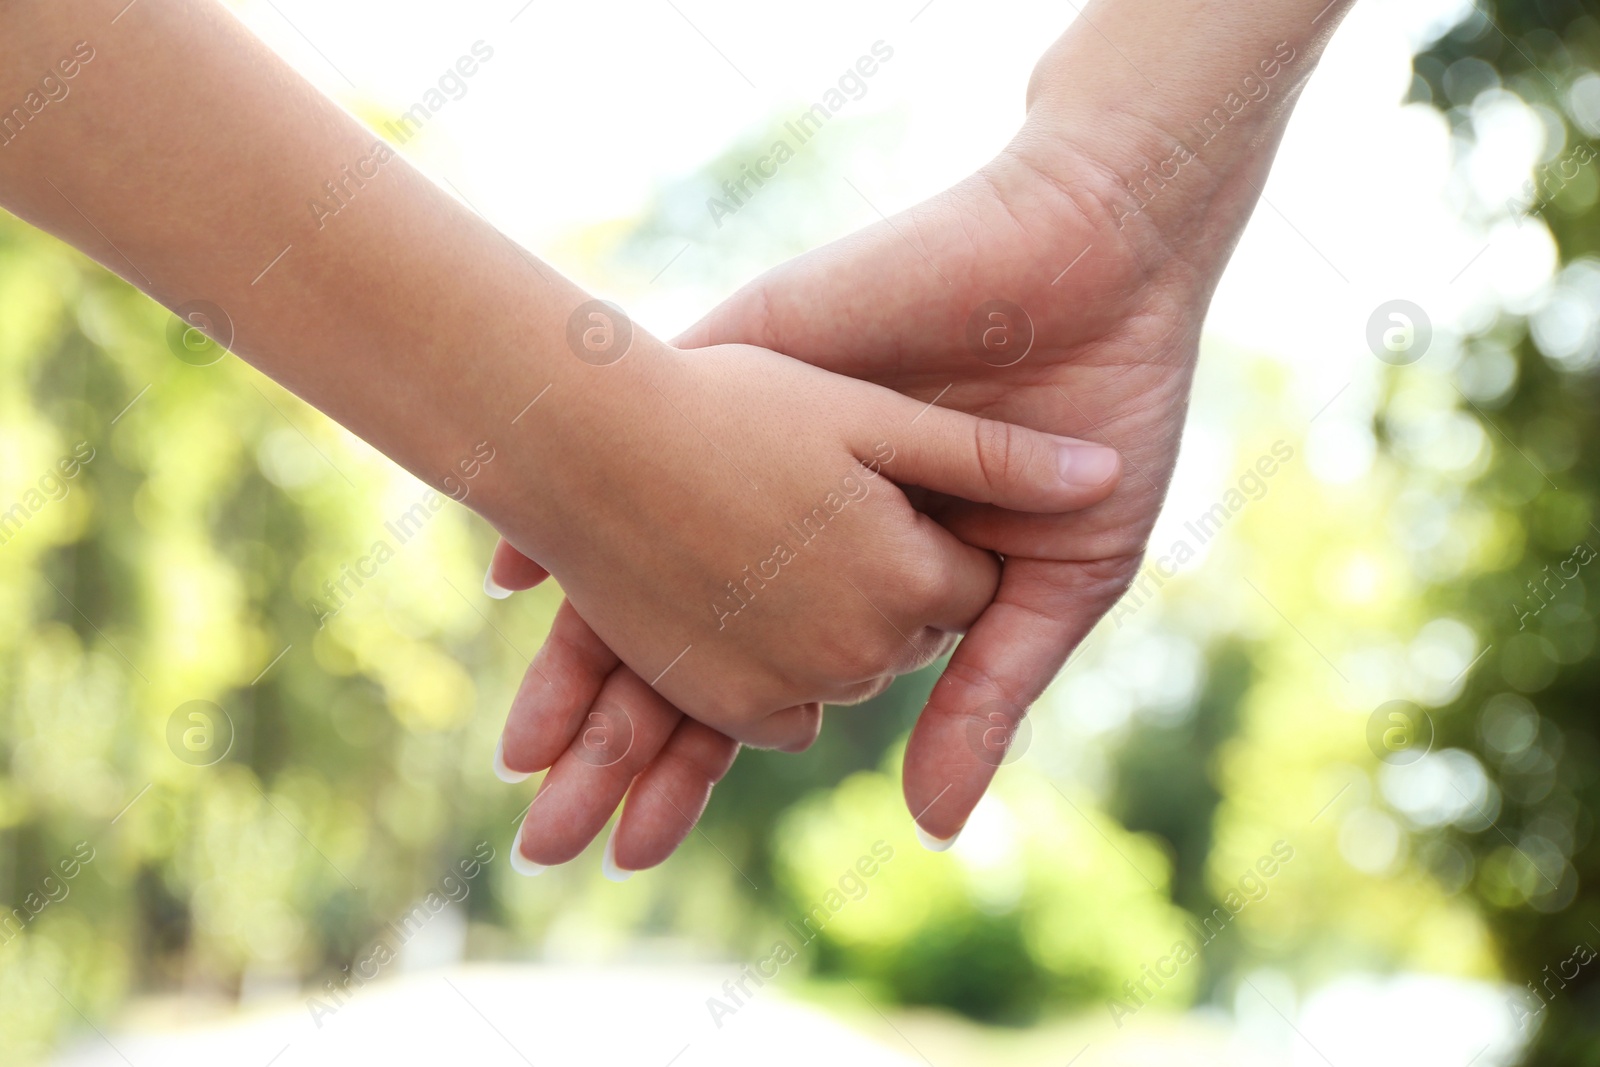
[
  {"left": 1027, "top": 0, "right": 1357, "bottom": 123},
  {"left": 0, "top": 0, "right": 602, "bottom": 527}
]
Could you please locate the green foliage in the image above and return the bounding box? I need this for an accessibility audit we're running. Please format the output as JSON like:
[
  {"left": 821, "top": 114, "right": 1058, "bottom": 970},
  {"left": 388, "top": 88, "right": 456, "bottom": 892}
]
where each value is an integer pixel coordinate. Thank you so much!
[
  {"left": 0, "top": 214, "right": 563, "bottom": 1060},
  {"left": 7, "top": 8, "right": 1600, "bottom": 1060},
  {"left": 1405, "top": 4, "right": 1600, "bottom": 1061},
  {"left": 775, "top": 762, "right": 1198, "bottom": 1025},
  {"left": 0, "top": 203, "right": 1194, "bottom": 1059}
]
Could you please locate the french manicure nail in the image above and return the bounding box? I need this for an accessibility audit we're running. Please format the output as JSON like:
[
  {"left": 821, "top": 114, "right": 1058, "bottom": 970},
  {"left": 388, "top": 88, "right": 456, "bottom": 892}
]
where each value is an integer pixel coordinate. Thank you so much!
[
  {"left": 484, "top": 566, "right": 512, "bottom": 600},
  {"left": 509, "top": 843, "right": 547, "bottom": 877},
  {"left": 1059, "top": 444, "right": 1119, "bottom": 487},
  {"left": 601, "top": 824, "right": 633, "bottom": 883},
  {"left": 914, "top": 824, "right": 961, "bottom": 853},
  {"left": 493, "top": 739, "right": 531, "bottom": 784}
]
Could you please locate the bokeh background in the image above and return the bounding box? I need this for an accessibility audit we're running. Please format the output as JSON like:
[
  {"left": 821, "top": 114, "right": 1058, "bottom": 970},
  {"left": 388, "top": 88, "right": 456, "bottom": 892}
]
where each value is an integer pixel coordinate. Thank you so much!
[{"left": 4, "top": 0, "right": 1599, "bottom": 1063}]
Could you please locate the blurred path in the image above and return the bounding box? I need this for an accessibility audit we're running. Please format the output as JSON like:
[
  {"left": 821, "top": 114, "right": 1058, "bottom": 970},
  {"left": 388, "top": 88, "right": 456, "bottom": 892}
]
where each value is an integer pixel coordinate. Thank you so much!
[{"left": 48, "top": 964, "right": 924, "bottom": 1067}]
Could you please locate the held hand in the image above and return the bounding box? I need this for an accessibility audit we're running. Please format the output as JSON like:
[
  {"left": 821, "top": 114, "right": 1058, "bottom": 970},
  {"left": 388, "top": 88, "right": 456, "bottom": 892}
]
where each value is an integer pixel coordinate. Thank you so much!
[
  {"left": 675, "top": 152, "right": 1197, "bottom": 841},
  {"left": 496, "top": 0, "right": 1350, "bottom": 871},
  {"left": 505, "top": 339, "right": 1120, "bottom": 753},
  {"left": 488, "top": 334, "right": 1120, "bottom": 870},
  {"left": 500, "top": 146, "right": 1191, "bottom": 871},
  {"left": 675, "top": 0, "right": 1349, "bottom": 834}
]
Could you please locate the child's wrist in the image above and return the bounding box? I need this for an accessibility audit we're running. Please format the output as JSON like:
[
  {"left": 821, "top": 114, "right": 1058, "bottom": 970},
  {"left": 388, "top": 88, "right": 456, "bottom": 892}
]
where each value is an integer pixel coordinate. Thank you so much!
[{"left": 460, "top": 329, "right": 686, "bottom": 562}]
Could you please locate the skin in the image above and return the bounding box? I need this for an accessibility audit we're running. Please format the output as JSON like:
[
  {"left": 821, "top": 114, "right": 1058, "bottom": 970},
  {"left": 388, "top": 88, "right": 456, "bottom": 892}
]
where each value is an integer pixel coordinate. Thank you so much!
[
  {"left": 495, "top": 0, "right": 1360, "bottom": 875},
  {"left": 0, "top": 3, "right": 1122, "bottom": 753}
]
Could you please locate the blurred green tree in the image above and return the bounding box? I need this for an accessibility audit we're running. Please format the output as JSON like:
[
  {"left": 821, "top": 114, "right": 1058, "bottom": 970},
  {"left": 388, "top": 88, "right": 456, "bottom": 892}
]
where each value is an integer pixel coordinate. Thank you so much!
[{"left": 1406, "top": 2, "right": 1600, "bottom": 1061}]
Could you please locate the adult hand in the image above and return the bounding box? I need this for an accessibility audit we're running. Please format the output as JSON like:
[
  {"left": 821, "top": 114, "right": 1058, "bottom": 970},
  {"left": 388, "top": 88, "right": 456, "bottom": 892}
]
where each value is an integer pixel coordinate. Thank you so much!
[
  {"left": 495, "top": 143, "right": 1181, "bottom": 871},
  {"left": 496, "top": 0, "right": 1356, "bottom": 873},
  {"left": 488, "top": 329, "right": 1124, "bottom": 872}
]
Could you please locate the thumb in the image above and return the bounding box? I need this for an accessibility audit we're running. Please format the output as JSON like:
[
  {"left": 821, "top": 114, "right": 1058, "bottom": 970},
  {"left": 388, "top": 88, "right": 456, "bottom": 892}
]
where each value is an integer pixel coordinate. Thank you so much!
[
  {"left": 867, "top": 400, "right": 1122, "bottom": 514},
  {"left": 904, "top": 556, "right": 1134, "bottom": 844}
]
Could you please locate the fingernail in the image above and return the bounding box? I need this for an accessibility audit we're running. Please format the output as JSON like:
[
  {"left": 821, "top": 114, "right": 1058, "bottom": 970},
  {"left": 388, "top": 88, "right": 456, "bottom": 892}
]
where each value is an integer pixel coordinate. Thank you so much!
[
  {"left": 601, "top": 824, "right": 633, "bottom": 883},
  {"left": 484, "top": 566, "right": 513, "bottom": 600},
  {"left": 493, "top": 739, "right": 531, "bottom": 784},
  {"left": 1059, "top": 444, "right": 1119, "bottom": 487},
  {"left": 509, "top": 842, "right": 547, "bottom": 877},
  {"left": 915, "top": 824, "right": 961, "bottom": 852}
]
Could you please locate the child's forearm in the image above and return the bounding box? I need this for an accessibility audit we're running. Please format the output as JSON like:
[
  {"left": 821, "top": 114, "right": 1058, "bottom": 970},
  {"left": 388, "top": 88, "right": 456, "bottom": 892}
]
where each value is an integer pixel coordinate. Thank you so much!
[
  {"left": 0, "top": 0, "right": 599, "bottom": 527},
  {"left": 0, "top": 0, "right": 1127, "bottom": 742}
]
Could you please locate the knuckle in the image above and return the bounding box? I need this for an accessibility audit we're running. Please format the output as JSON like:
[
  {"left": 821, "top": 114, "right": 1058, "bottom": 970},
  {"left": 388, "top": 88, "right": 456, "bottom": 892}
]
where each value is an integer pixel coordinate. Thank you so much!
[
  {"left": 897, "top": 629, "right": 951, "bottom": 675},
  {"left": 694, "top": 691, "right": 745, "bottom": 731},
  {"left": 875, "top": 629, "right": 916, "bottom": 673},
  {"left": 897, "top": 549, "right": 955, "bottom": 608},
  {"left": 973, "top": 418, "right": 1022, "bottom": 498},
  {"left": 777, "top": 707, "right": 824, "bottom": 753},
  {"left": 655, "top": 746, "right": 716, "bottom": 794},
  {"left": 939, "top": 657, "right": 1029, "bottom": 721},
  {"left": 829, "top": 675, "right": 895, "bottom": 707},
  {"left": 673, "top": 724, "right": 740, "bottom": 783},
  {"left": 840, "top": 638, "right": 893, "bottom": 682},
  {"left": 1081, "top": 552, "right": 1147, "bottom": 605},
  {"left": 696, "top": 671, "right": 789, "bottom": 732},
  {"left": 822, "top": 624, "right": 897, "bottom": 682},
  {"left": 925, "top": 629, "right": 960, "bottom": 663}
]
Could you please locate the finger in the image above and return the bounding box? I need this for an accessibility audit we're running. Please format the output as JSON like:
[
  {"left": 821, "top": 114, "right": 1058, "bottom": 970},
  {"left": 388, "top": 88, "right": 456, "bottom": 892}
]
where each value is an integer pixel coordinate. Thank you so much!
[
  {"left": 606, "top": 717, "right": 740, "bottom": 877},
  {"left": 495, "top": 599, "right": 618, "bottom": 781},
  {"left": 828, "top": 673, "right": 899, "bottom": 708},
  {"left": 820, "top": 510, "right": 995, "bottom": 666},
  {"left": 739, "top": 702, "right": 823, "bottom": 752},
  {"left": 497, "top": 599, "right": 812, "bottom": 775},
  {"left": 902, "top": 555, "right": 1138, "bottom": 845},
  {"left": 513, "top": 668, "right": 682, "bottom": 869},
  {"left": 900, "top": 512, "right": 1002, "bottom": 635},
  {"left": 485, "top": 537, "right": 550, "bottom": 598},
  {"left": 868, "top": 404, "right": 1121, "bottom": 513},
  {"left": 926, "top": 499, "right": 1147, "bottom": 561}
]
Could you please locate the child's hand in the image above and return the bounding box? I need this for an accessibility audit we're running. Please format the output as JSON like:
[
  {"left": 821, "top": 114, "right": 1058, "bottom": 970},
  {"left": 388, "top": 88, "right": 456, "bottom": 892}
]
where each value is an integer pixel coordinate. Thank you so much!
[
  {"left": 494, "top": 338, "right": 1122, "bottom": 755},
  {"left": 487, "top": 584, "right": 742, "bottom": 878}
]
